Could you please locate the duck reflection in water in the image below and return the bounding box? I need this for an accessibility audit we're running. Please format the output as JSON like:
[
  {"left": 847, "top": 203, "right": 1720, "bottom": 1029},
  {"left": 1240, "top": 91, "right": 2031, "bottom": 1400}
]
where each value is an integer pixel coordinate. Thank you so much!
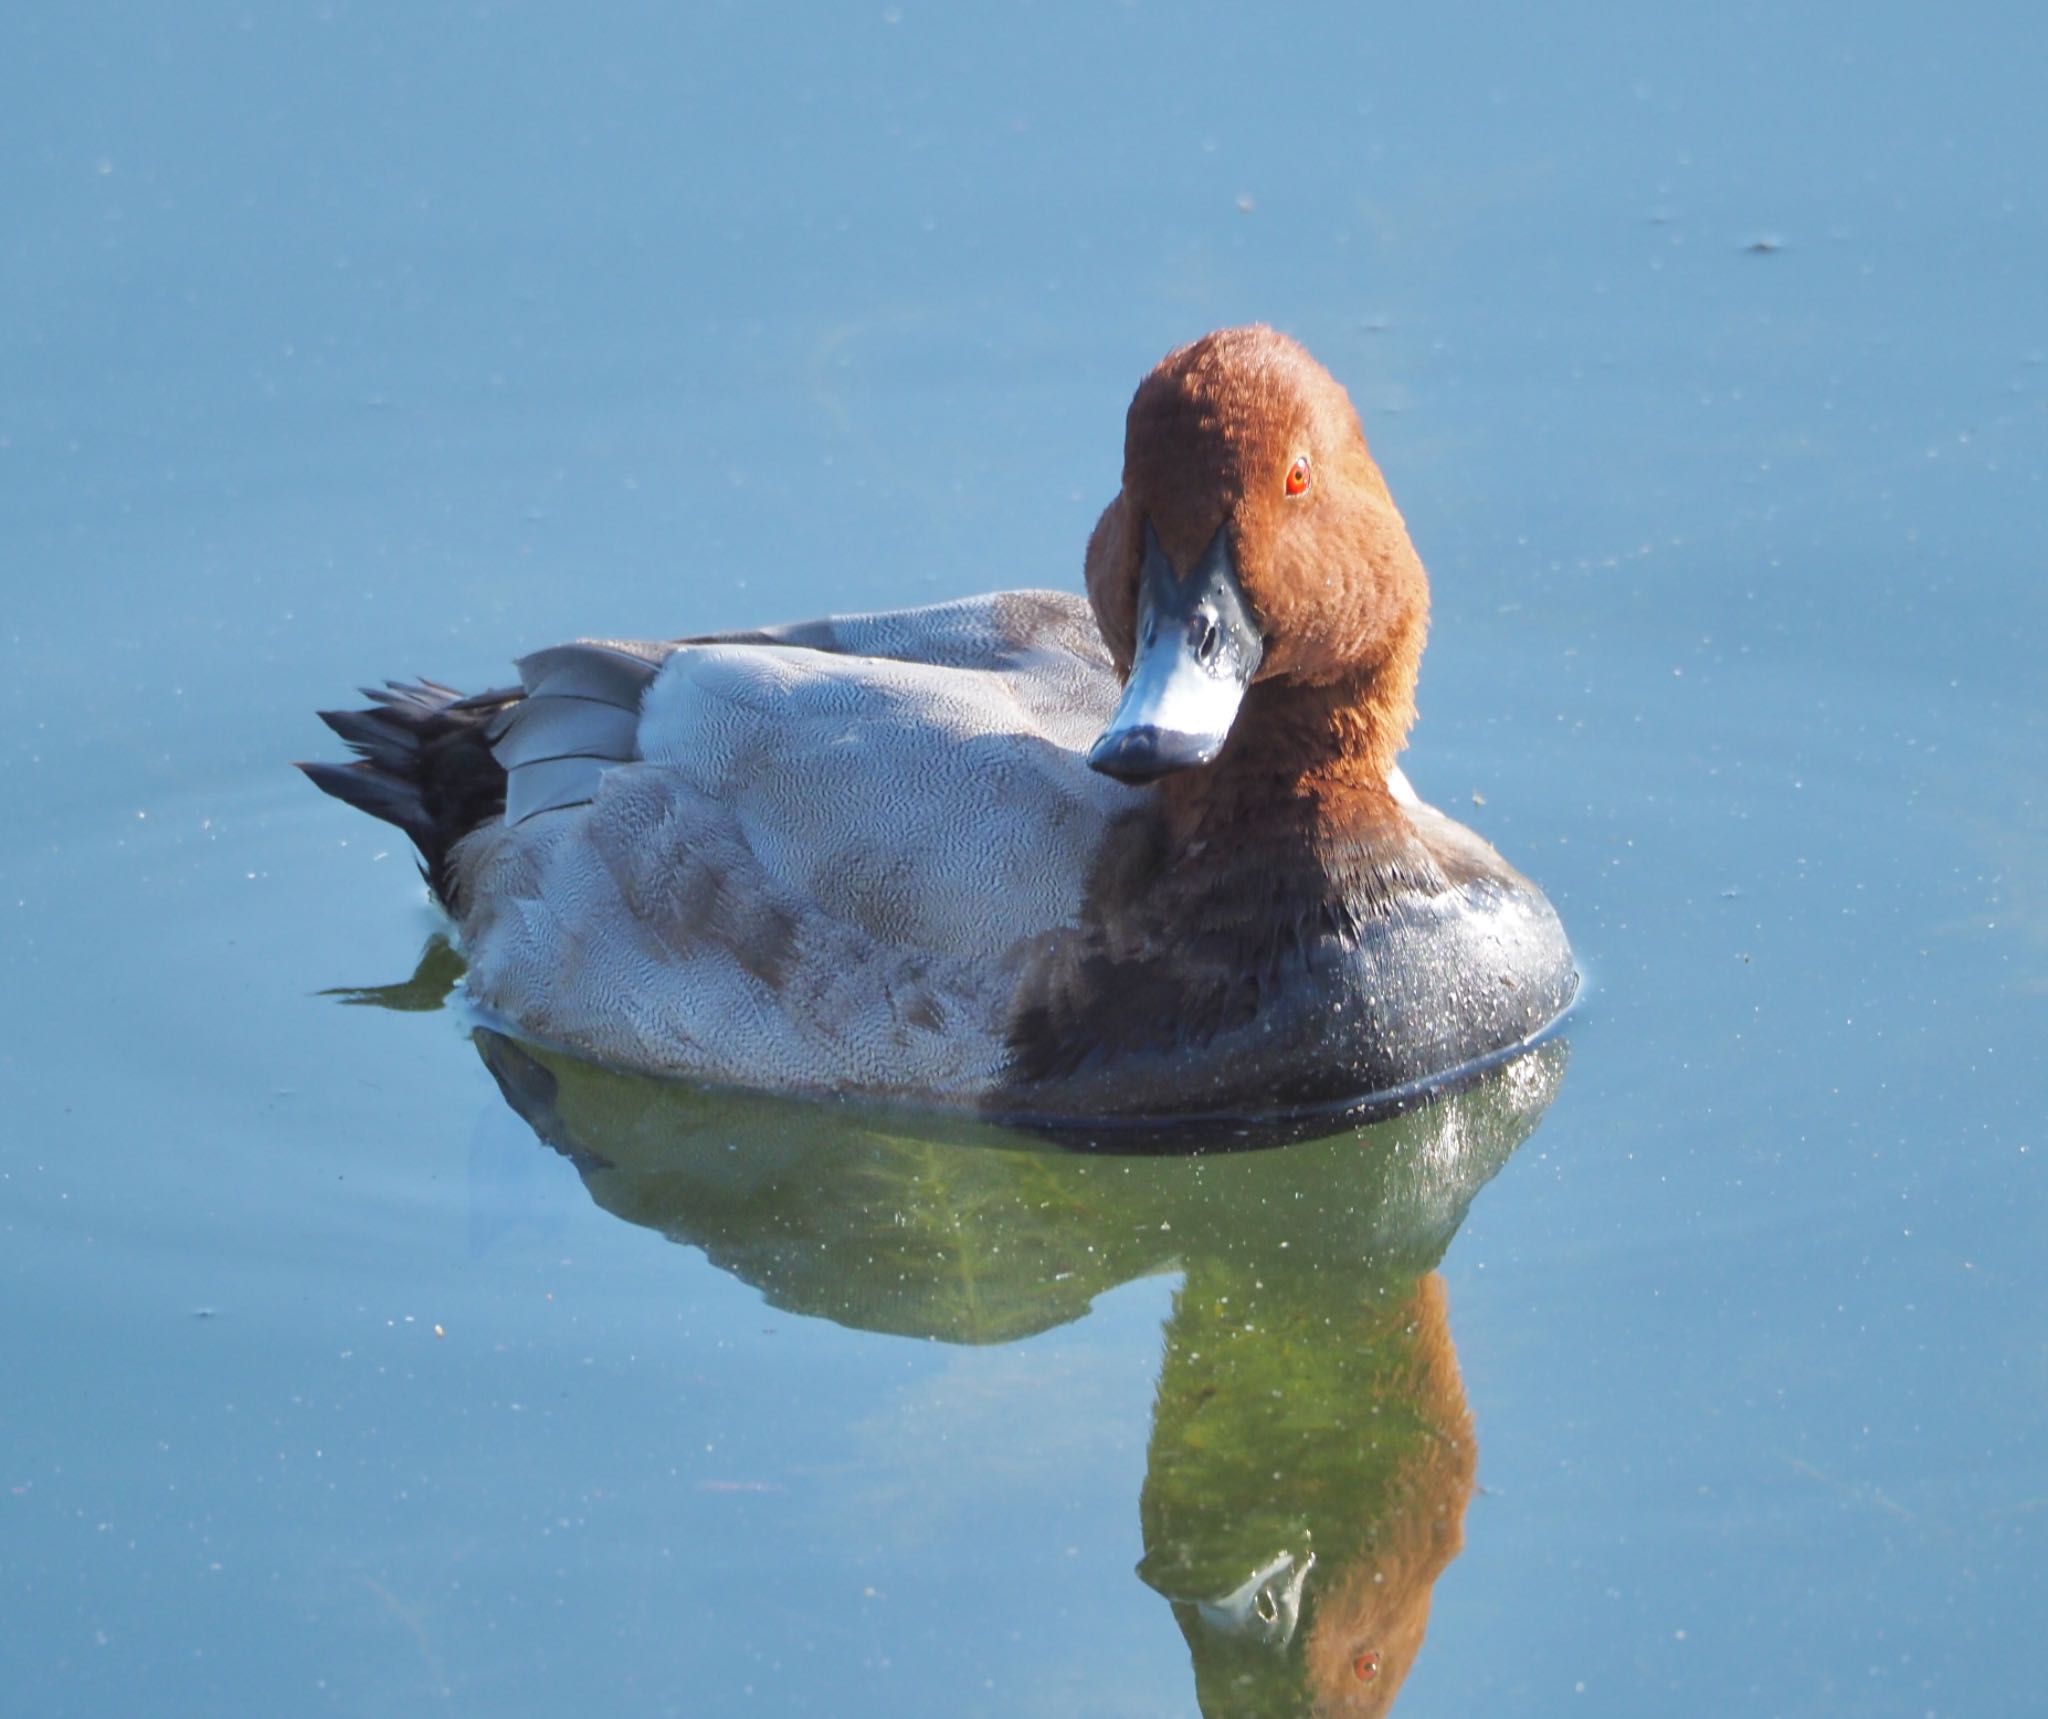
[{"left": 361, "top": 947, "right": 1563, "bottom": 1715}]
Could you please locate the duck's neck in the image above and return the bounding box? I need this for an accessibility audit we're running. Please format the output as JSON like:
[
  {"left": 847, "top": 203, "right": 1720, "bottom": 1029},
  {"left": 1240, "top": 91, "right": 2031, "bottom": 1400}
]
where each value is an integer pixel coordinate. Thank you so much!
[{"left": 1156, "top": 637, "right": 1422, "bottom": 851}]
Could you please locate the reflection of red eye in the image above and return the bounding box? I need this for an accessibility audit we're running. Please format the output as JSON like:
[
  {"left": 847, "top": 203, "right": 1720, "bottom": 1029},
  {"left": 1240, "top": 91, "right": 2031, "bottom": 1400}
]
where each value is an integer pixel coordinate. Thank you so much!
[
  {"left": 1353, "top": 1651, "right": 1380, "bottom": 1682},
  {"left": 1285, "top": 455, "right": 1312, "bottom": 497}
]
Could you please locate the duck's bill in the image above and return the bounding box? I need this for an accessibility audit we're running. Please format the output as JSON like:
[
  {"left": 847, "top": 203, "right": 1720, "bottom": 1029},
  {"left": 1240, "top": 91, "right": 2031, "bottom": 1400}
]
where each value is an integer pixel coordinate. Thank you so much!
[{"left": 1088, "top": 522, "right": 1264, "bottom": 784}]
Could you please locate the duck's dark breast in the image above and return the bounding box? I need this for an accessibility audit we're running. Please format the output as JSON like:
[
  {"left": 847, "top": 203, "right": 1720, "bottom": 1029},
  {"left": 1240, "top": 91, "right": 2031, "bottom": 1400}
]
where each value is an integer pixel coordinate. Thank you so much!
[{"left": 993, "top": 801, "right": 1577, "bottom": 1131}]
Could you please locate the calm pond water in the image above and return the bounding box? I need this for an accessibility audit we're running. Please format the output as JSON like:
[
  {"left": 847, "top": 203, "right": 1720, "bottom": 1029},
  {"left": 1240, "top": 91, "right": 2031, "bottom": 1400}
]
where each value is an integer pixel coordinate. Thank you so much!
[{"left": 4, "top": 4, "right": 2043, "bottom": 1715}]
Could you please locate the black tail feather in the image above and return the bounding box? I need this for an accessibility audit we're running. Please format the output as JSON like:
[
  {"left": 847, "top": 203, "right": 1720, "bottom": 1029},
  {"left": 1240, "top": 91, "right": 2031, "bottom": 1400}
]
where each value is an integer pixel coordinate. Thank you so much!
[
  {"left": 316, "top": 706, "right": 422, "bottom": 774},
  {"left": 296, "top": 757, "right": 433, "bottom": 843},
  {"left": 298, "top": 677, "right": 520, "bottom": 911}
]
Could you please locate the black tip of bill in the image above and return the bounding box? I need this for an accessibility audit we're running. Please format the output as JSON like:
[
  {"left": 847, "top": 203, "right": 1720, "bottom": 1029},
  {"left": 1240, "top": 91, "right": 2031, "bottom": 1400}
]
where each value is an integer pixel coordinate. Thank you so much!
[{"left": 1087, "top": 723, "right": 1224, "bottom": 784}]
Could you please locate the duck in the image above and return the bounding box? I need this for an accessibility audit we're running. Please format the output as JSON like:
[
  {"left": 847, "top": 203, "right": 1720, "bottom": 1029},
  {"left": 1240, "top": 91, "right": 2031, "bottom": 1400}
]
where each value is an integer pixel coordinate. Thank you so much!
[{"left": 301, "top": 326, "right": 1576, "bottom": 1128}]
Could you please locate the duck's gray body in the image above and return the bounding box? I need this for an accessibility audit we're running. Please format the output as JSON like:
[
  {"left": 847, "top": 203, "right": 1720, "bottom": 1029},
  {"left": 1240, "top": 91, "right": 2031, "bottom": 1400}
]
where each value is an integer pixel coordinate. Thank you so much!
[{"left": 307, "top": 590, "right": 1575, "bottom": 1126}]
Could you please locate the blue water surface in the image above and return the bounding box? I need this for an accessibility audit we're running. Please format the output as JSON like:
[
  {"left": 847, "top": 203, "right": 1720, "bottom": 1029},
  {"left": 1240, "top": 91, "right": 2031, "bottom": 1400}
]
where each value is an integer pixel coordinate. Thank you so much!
[{"left": 3, "top": 3, "right": 2043, "bottom": 1715}]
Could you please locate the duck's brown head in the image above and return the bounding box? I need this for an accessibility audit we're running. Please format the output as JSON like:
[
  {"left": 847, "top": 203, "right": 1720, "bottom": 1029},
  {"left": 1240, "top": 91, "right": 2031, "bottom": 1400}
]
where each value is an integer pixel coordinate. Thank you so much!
[{"left": 1084, "top": 327, "right": 1430, "bottom": 792}]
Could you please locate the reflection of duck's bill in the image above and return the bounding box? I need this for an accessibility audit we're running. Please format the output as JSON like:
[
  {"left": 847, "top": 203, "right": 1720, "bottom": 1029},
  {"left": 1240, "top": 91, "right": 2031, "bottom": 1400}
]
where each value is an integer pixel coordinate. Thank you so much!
[
  {"left": 1089, "top": 522, "right": 1263, "bottom": 784},
  {"left": 1190, "top": 1547, "right": 1318, "bottom": 1649}
]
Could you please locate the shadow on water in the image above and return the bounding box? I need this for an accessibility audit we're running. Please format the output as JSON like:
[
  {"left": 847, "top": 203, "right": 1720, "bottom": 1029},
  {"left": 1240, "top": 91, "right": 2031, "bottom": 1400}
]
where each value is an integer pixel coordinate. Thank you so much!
[{"left": 347, "top": 942, "right": 1569, "bottom": 1716}]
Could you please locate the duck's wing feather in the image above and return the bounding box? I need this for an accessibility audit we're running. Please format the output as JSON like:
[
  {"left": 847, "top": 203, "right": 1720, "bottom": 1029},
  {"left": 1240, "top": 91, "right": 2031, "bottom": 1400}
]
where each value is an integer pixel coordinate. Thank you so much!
[
  {"left": 491, "top": 641, "right": 669, "bottom": 824},
  {"left": 491, "top": 591, "right": 1110, "bottom": 826},
  {"left": 453, "top": 592, "right": 1128, "bottom": 1097},
  {"left": 689, "top": 589, "right": 1106, "bottom": 677},
  {"left": 630, "top": 619, "right": 1121, "bottom": 959}
]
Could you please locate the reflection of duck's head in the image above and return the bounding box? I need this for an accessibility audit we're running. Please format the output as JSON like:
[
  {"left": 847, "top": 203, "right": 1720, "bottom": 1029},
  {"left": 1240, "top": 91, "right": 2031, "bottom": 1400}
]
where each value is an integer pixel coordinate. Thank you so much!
[
  {"left": 1300, "top": 1273, "right": 1473, "bottom": 1717},
  {"left": 1085, "top": 326, "right": 1428, "bottom": 793},
  {"left": 1144, "top": 1272, "right": 1475, "bottom": 1719}
]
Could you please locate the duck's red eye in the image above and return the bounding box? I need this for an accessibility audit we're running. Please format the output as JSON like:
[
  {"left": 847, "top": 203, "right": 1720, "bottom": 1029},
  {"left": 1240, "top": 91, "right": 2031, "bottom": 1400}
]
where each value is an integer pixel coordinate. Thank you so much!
[
  {"left": 1353, "top": 1651, "right": 1380, "bottom": 1682},
  {"left": 1285, "top": 455, "right": 1312, "bottom": 497}
]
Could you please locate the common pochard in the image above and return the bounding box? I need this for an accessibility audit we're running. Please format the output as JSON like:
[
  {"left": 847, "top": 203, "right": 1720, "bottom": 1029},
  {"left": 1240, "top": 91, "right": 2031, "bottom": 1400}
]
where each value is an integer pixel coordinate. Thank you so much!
[{"left": 303, "top": 327, "right": 1576, "bottom": 1127}]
